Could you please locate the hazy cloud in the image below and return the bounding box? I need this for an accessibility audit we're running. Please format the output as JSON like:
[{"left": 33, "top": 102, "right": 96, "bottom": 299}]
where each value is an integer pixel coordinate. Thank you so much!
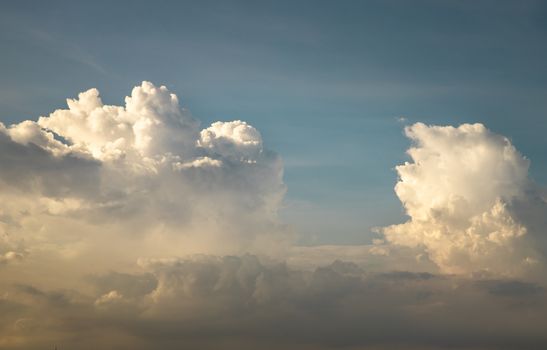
[{"left": 1, "top": 256, "right": 547, "bottom": 350}]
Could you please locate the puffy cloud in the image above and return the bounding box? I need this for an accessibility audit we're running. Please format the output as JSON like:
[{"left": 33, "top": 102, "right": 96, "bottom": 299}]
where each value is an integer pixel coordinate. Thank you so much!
[
  {"left": 198, "top": 120, "right": 263, "bottom": 162},
  {"left": 0, "top": 82, "right": 286, "bottom": 265},
  {"left": 37, "top": 82, "right": 199, "bottom": 161},
  {"left": 380, "top": 123, "right": 546, "bottom": 275}
]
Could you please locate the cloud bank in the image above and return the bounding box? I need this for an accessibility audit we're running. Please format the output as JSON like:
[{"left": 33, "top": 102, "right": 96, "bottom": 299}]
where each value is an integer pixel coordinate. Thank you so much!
[{"left": 2, "top": 256, "right": 547, "bottom": 350}]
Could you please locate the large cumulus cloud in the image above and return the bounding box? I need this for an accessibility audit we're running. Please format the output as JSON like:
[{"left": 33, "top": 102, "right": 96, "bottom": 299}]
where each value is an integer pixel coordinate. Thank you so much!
[
  {"left": 380, "top": 123, "right": 547, "bottom": 276},
  {"left": 0, "top": 82, "right": 286, "bottom": 265}
]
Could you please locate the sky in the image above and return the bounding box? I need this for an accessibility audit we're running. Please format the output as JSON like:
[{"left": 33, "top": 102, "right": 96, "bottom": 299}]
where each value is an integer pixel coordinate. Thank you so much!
[
  {"left": 3, "top": 0, "right": 547, "bottom": 244},
  {"left": 1, "top": 1, "right": 547, "bottom": 349}
]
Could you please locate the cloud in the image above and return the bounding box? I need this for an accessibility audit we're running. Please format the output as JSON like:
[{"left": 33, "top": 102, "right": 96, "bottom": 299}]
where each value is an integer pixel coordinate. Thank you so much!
[
  {"left": 0, "top": 81, "right": 287, "bottom": 262},
  {"left": 2, "top": 83, "right": 547, "bottom": 349},
  {"left": 198, "top": 120, "right": 263, "bottom": 162},
  {"left": 1, "top": 255, "right": 547, "bottom": 350},
  {"left": 476, "top": 279, "right": 544, "bottom": 298},
  {"left": 0, "top": 82, "right": 296, "bottom": 348},
  {"left": 0, "top": 251, "right": 23, "bottom": 266},
  {"left": 0, "top": 126, "right": 100, "bottom": 197},
  {"left": 36, "top": 82, "right": 199, "bottom": 161},
  {"left": 380, "top": 123, "right": 547, "bottom": 276}
]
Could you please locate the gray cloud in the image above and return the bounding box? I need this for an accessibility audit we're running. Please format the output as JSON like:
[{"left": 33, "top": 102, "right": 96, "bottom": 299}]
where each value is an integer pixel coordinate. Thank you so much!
[
  {"left": 477, "top": 279, "right": 544, "bottom": 298},
  {"left": 0, "top": 131, "right": 101, "bottom": 198},
  {"left": 1, "top": 256, "right": 547, "bottom": 349}
]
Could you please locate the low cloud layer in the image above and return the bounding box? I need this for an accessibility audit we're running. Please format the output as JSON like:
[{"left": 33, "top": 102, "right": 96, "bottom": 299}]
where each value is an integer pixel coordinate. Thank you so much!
[{"left": 2, "top": 255, "right": 547, "bottom": 350}]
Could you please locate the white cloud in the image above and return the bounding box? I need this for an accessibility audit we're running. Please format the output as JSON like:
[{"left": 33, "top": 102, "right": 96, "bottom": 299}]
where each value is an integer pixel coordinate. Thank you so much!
[
  {"left": 380, "top": 123, "right": 546, "bottom": 275},
  {"left": 37, "top": 82, "right": 199, "bottom": 162},
  {"left": 198, "top": 120, "right": 263, "bottom": 162},
  {"left": 0, "top": 81, "right": 287, "bottom": 263}
]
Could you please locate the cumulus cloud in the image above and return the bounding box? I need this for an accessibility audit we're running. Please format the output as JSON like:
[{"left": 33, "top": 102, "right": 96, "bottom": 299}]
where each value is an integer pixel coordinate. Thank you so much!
[
  {"left": 198, "top": 120, "right": 264, "bottom": 162},
  {"left": 380, "top": 123, "right": 547, "bottom": 276},
  {"left": 0, "top": 81, "right": 287, "bottom": 263}
]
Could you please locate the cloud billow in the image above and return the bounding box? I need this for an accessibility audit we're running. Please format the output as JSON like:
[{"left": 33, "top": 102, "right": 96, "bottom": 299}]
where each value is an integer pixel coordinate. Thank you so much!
[
  {"left": 0, "top": 81, "right": 287, "bottom": 263},
  {"left": 380, "top": 122, "right": 546, "bottom": 276}
]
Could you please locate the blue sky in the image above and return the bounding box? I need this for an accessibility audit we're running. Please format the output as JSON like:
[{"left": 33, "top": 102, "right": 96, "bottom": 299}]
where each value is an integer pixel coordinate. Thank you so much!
[{"left": 2, "top": 0, "right": 547, "bottom": 245}]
